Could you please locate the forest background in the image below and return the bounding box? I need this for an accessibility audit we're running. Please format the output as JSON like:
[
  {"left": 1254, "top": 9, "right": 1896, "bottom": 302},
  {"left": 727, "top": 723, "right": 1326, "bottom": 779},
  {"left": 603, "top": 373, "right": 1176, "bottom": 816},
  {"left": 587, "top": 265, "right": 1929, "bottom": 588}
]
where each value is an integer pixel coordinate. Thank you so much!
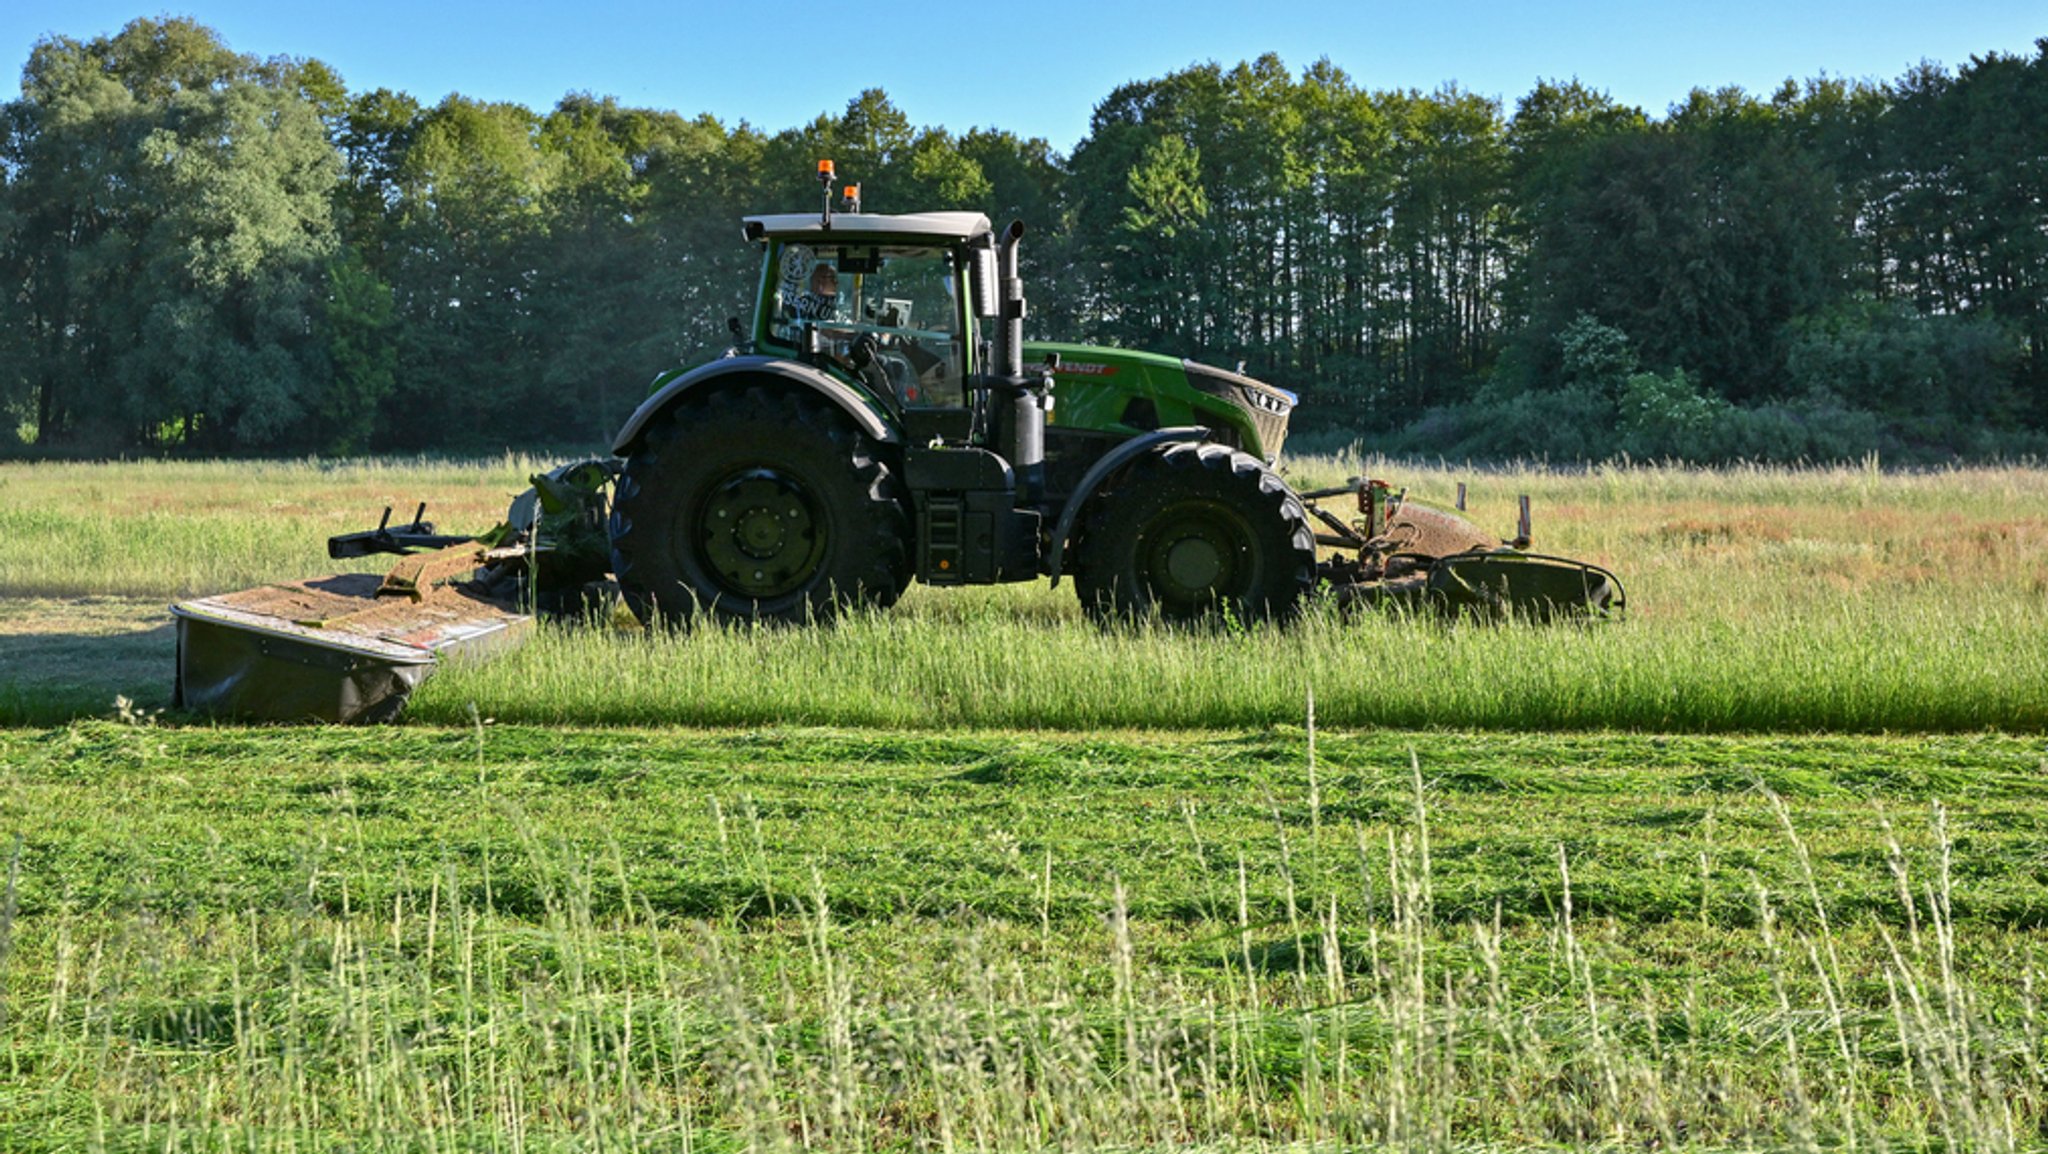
[{"left": 2, "top": 18, "right": 2044, "bottom": 463}]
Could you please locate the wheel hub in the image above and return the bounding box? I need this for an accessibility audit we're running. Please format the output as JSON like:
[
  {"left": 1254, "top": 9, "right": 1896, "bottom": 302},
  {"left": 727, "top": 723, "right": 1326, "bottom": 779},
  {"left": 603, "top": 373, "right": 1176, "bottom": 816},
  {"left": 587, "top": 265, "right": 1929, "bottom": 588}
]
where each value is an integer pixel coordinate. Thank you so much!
[
  {"left": 698, "top": 469, "right": 825, "bottom": 599},
  {"left": 1164, "top": 536, "right": 1225, "bottom": 589},
  {"left": 734, "top": 507, "right": 787, "bottom": 558},
  {"left": 1143, "top": 503, "right": 1248, "bottom": 607}
]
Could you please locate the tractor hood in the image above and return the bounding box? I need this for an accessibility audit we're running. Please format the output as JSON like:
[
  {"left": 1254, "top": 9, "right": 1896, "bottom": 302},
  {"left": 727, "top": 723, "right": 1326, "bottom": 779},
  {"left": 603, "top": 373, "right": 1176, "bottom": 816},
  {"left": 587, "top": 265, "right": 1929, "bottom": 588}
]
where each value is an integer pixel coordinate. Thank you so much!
[{"left": 1028, "top": 342, "right": 1298, "bottom": 463}]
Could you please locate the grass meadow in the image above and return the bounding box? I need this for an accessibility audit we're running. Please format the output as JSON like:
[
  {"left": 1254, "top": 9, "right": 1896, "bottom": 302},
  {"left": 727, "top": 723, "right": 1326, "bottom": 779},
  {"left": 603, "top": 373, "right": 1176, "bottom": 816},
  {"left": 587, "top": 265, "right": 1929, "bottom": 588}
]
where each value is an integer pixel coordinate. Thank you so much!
[
  {"left": 2, "top": 454, "right": 2047, "bottom": 1150},
  {"left": 4, "top": 453, "right": 2046, "bottom": 730}
]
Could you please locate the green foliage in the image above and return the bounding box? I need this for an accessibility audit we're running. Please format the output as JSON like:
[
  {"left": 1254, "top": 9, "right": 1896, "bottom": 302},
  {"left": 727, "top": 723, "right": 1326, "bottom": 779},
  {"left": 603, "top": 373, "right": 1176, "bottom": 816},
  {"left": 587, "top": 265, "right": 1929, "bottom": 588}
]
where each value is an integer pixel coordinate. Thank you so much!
[
  {"left": 1513, "top": 90, "right": 1849, "bottom": 408},
  {"left": 1391, "top": 382, "right": 1615, "bottom": 461},
  {"left": 314, "top": 248, "right": 396, "bottom": 454},
  {"left": 0, "top": 18, "right": 338, "bottom": 451},
  {"left": 0, "top": 22, "right": 2044, "bottom": 458},
  {"left": 1556, "top": 311, "right": 1638, "bottom": 392},
  {"left": 1785, "top": 297, "right": 2025, "bottom": 450},
  {"left": 1726, "top": 391, "right": 1884, "bottom": 461},
  {"left": 1458, "top": 305, "right": 2028, "bottom": 464},
  {"left": 1616, "top": 368, "right": 1727, "bottom": 459},
  {"left": 1119, "top": 134, "right": 1208, "bottom": 236}
]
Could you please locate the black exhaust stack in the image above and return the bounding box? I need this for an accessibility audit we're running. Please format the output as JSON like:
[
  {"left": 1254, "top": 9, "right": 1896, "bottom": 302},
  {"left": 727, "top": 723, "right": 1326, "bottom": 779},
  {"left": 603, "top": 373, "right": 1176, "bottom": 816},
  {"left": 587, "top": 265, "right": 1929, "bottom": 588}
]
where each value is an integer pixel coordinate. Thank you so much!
[{"left": 993, "top": 219, "right": 1048, "bottom": 503}]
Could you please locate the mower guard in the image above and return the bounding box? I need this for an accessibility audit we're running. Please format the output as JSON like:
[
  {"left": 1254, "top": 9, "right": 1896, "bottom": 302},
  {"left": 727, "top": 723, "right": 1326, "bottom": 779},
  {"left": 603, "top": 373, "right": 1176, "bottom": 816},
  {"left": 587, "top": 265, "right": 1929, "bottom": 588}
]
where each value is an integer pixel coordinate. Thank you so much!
[
  {"left": 1415, "top": 550, "right": 1624, "bottom": 620},
  {"left": 172, "top": 569, "right": 530, "bottom": 723},
  {"left": 1334, "top": 549, "right": 1626, "bottom": 621}
]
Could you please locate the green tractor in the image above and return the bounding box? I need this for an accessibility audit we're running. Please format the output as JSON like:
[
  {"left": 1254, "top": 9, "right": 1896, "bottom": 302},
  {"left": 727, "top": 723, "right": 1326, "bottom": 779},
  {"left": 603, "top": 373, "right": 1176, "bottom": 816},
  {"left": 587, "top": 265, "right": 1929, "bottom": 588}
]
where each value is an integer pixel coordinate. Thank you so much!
[
  {"left": 171, "top": 166, "right": 1621, "bottom": 722},
  {"left": 608, "top": 164, "right": 1575, "bottom": 627},
  {"left": 606, "top": 166, "right": 1620, "bottom": 628}
]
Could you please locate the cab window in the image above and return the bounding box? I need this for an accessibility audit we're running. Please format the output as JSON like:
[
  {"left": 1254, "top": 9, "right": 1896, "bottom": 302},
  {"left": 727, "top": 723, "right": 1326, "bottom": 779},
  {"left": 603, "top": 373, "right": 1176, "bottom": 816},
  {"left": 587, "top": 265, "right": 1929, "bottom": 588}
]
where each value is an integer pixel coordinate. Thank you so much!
[{"left": 765, "top": 242, "right": 967, "bottom": 409}]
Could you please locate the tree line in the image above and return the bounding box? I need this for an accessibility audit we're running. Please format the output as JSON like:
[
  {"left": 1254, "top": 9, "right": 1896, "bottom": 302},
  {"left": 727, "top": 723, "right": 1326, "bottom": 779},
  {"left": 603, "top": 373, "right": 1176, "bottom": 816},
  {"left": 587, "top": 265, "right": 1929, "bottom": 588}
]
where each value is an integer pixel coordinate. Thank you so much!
[{"left": 2, "top": 18, "right": 2044, "bottom": 462}]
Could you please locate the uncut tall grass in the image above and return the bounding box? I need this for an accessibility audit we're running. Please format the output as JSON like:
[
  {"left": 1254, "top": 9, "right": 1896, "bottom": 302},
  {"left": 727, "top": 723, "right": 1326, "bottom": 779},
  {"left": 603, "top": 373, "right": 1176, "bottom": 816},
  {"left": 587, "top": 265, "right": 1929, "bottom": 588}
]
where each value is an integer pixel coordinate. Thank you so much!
[
  {"left": 423, "top": 592, "right": 2047, "bottom": 731},
  {"left": 5, "top": 454, "right": 2046, "bottom": 731},
  {"left": 0, "top": 456, "right": 544, "bottom": 597}
]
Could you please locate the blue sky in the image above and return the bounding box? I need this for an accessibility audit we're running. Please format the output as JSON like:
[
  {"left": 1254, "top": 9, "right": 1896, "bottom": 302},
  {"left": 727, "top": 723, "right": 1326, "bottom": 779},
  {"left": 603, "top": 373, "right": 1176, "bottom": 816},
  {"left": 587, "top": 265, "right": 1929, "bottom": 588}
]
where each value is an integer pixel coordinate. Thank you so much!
[{"left": 5, "top": 1, "right": 2042, "bottom": 153}]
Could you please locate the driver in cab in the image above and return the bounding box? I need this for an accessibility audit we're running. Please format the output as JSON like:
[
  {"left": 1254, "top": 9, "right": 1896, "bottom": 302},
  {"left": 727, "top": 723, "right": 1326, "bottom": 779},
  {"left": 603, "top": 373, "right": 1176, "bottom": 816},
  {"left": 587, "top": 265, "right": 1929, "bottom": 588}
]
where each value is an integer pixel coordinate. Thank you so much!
[{"left": 794, "top": 262, "right": 840, "bottom": 323}]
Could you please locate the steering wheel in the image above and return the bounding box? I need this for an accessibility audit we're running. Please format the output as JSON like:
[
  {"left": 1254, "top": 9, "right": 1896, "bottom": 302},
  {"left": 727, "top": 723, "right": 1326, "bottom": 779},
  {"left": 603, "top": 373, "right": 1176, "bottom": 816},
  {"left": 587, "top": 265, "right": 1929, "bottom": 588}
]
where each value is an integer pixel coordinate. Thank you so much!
[
  {"left": 847, "top": 331, "right": 880, "bottom": 370},
  {"left": 844, "top": 332, "right": 893, "bottom": 396}
]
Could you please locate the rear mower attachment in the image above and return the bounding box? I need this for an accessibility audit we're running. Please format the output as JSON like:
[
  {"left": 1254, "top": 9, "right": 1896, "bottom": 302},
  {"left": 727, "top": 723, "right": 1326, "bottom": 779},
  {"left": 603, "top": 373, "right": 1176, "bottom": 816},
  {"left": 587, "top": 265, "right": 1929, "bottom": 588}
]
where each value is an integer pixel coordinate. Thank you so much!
[{"left": 1301, "top": 479, "right": 1626, "bottom": 621}]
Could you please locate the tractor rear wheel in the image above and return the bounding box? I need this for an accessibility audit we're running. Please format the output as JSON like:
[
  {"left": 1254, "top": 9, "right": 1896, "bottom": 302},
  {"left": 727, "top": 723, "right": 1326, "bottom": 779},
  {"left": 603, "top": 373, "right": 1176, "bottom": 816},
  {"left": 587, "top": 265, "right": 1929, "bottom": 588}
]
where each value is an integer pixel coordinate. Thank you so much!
[
  {"left": 609, "top": 386, "right": 910, "bottom": 626},
  {"left": 1074, "top": 441, "right": 1316, "bottom": 624}
]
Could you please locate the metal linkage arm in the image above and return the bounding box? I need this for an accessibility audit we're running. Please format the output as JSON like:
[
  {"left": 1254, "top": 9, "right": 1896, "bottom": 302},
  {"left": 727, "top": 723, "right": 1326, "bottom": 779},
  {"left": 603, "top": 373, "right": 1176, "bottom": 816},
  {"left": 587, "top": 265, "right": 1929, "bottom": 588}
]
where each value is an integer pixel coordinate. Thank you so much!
[{"left": 327, "top": 504, "right": 476, "bottom": 559}]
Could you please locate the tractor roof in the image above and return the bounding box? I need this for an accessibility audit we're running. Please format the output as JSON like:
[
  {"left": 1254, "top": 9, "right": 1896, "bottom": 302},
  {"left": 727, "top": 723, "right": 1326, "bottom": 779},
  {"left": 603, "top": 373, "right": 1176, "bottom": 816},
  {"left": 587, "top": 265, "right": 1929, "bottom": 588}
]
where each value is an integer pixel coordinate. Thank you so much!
[{"left": 742, "top": 212, "right": 994, "bottom": 245}]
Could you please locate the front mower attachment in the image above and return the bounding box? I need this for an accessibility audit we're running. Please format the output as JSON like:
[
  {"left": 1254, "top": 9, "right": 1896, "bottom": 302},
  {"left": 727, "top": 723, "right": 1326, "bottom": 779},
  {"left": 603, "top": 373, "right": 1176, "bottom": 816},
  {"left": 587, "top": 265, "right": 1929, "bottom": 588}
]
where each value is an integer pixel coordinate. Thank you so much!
[{"left": 172, "top": 540, "right": 531, "bottom": 723}]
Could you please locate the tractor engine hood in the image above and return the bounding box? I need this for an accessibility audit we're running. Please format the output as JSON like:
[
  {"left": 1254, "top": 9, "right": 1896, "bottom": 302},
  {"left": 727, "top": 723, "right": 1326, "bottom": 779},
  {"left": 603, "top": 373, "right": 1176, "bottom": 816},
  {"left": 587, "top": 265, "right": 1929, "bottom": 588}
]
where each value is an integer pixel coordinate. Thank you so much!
[
  {"left": 1028, "top": 342, "right": 1298, "bottom": 463},
  {"left": 1180, "top": 359, "right": 1297, "bottom": 462}
]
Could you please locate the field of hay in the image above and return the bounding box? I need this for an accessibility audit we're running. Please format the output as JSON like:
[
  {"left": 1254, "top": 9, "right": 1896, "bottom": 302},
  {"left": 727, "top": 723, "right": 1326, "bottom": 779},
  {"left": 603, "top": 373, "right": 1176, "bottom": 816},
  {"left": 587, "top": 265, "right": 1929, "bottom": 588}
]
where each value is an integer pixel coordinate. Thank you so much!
[
  {"left": 1, "top": 455, "right": 2045, "bottom": 1150},
  {"left": 4, "top": 454, "right": 2046, "bottom": 730}
]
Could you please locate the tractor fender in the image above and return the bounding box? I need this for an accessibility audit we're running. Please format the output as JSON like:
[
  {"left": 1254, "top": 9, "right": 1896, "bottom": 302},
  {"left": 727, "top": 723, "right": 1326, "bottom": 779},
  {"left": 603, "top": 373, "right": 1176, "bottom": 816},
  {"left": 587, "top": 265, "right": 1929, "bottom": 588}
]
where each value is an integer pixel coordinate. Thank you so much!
[
  {"left": 1044, "top": 426, "right": 1208, "bottom": 587},
  {"left": 610, "top": 355, "right": 898, "bottom": 456}
]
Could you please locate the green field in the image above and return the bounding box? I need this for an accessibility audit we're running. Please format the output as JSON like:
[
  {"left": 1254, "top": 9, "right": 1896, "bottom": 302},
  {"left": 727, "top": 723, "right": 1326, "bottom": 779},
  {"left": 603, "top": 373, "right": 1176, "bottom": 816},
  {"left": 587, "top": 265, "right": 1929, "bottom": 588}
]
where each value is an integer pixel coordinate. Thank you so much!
[
  {"left": 2, "top": 457, "right": 2046, "bottom": 1150},
  {"left": 5, "top": 455, "right": 2046, "bottom": 731}
]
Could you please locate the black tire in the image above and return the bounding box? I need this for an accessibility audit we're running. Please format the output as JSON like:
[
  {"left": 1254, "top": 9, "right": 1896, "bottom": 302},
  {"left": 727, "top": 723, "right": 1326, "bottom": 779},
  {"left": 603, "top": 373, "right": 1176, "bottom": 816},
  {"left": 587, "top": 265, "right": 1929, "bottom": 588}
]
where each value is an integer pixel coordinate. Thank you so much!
[
  {"left": 1073, "top": 441, "right": 1317, "bottom": 625},
  {"left": 608, "top": 385, "right": 909, "bottom": 626}
]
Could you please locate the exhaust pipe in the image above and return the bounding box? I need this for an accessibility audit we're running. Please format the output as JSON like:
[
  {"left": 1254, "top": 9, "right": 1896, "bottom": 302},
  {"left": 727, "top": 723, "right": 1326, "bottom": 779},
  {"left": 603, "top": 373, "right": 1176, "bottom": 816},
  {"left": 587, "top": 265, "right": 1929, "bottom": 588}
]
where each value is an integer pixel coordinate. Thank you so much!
[
  {"left": 994, "top": 219, "right": 1046, "bottom": 503},
  {"left": 997, "top": 219, "right": 1025, "bottom": 378}
]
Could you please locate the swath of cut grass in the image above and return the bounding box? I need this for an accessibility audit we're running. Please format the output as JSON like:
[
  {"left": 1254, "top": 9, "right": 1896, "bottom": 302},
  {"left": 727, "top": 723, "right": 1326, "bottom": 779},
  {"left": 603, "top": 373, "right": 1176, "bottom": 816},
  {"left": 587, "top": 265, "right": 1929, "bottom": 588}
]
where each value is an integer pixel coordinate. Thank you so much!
[{"left": 1, "top": 721, "right": 2043, "bottom": 1150}]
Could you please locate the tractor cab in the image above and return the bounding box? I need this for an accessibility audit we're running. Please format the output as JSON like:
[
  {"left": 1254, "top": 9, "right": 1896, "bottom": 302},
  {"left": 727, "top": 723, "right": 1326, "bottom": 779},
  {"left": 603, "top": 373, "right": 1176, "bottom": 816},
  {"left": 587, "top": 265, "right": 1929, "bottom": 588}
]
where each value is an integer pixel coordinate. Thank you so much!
[{"left": 743, "top": 211, "right": 993, "bottom": 420}]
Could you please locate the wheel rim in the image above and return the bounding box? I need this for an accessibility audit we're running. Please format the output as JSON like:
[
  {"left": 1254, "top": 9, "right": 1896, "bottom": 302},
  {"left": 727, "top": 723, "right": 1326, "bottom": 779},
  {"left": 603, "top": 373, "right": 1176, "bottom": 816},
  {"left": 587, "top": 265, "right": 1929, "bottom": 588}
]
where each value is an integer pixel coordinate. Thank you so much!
[
  {"left": 696, "top": 468, "right": 828, "bottom": 599},
  {"left": 1138, "top": 501, "right": 1252, "bottom": 611}
]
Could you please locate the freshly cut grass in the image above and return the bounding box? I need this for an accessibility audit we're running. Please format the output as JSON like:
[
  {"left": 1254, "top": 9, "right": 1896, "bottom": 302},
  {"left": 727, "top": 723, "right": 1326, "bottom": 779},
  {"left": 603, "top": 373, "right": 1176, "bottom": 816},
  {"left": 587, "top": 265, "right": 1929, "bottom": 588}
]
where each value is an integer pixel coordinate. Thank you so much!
[
  {"left": 5, "top": 455, "right": 2046, "bottom": 731},
  {"left": 2, "top": 723, "right": 2045, "bottom": 1150},
  {"left": 0, "top": 596, "right": 172, "bottom": 724}
]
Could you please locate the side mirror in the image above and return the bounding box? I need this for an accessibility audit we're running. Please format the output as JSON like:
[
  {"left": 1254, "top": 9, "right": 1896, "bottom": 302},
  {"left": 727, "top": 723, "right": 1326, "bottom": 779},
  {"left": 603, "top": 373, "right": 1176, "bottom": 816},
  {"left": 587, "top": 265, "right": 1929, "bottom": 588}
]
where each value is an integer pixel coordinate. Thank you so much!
[{"left": 969, "top": 247, "right": 998, "bottom": 318}]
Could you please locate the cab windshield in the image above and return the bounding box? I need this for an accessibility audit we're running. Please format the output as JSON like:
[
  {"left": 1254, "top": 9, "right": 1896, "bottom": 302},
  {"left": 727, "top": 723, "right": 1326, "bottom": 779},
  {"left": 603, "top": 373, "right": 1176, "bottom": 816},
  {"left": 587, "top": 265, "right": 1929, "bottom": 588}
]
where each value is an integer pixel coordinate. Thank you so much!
[{"left": 766, "top": 241, "right": 967, "bottom": 408}]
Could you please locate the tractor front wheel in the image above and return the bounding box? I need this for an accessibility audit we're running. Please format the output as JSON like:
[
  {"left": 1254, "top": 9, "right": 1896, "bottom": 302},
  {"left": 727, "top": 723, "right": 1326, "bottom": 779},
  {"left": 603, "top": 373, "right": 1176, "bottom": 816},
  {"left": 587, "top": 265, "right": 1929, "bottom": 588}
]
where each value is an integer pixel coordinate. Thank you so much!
[
  {"left": 1074, "top": 441, "right": 1316, "bottom": 625},
  {"left": 609, "top": 386, "right": 909, "bottom": 627}
]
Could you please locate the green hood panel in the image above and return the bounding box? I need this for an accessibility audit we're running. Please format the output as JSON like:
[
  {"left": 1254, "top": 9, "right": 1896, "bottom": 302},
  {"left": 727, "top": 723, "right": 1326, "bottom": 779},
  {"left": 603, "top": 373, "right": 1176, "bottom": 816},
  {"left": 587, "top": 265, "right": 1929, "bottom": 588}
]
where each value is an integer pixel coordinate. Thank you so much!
[{"left": 1025, "top": 342, "right": 1289, "bottom": 462}]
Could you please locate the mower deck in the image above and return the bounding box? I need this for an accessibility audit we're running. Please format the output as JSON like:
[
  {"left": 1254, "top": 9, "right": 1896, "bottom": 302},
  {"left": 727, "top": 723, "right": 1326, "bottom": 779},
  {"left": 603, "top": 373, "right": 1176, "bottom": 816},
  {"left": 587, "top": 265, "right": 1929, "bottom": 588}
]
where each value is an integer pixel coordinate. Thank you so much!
[{"left": 172, "top": 569, "right": 530, "bottom": 723}]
